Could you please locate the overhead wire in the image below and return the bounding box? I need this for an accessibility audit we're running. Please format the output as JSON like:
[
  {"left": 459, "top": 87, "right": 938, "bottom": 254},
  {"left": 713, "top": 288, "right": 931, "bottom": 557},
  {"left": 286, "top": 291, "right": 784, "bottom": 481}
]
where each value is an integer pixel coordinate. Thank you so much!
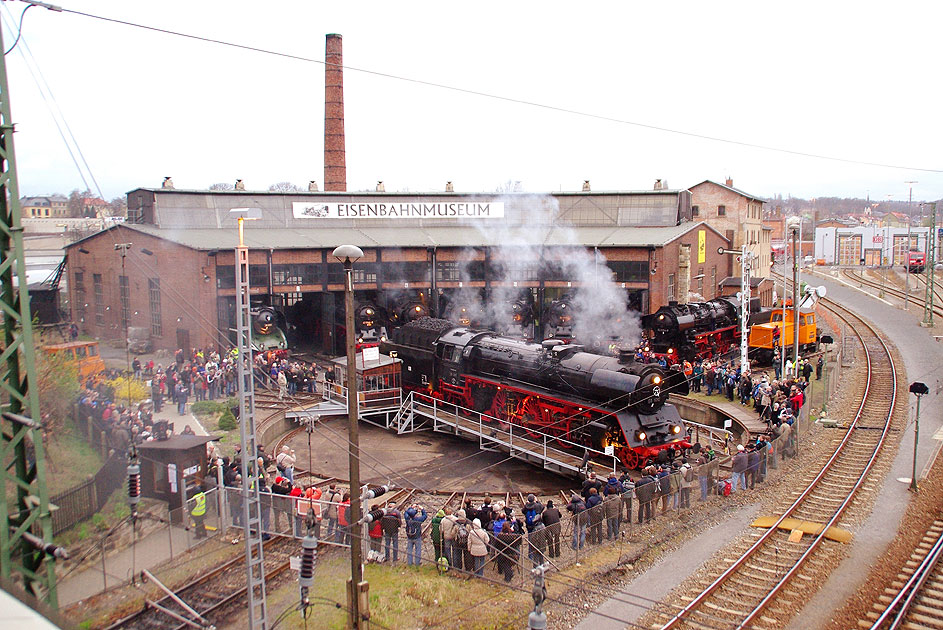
[
  {"left": 1, "top": 3, "right": 106, "bottom": 200},
  {"left": 19, "top": 0, "right": 942, "bottom": 175}
]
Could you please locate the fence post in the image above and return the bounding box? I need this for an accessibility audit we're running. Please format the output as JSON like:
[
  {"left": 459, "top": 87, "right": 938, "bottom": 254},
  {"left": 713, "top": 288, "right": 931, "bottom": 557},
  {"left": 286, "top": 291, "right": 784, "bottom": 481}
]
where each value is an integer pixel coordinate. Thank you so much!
[{"left": 100, "top": 537, "right": 107, "bottom": 591}]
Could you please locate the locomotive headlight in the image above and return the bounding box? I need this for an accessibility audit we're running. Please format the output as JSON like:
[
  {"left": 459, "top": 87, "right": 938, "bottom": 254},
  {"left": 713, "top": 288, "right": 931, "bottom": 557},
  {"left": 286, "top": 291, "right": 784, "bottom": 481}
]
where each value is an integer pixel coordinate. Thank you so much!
[
  {"left": 652, "top": 376, "right": 662, "bottom": 385},
  {"left": 658, "top": 314, "right": 665, "bottom": 320},
  {"left": 415, "top": 306, "right": 422, "bottom": 312},
  {"left": 635, "top": 430, "right": 647, "bottom": 441},
  {"left": 667, "top": 348, "right": 674, "bottom": 354},
  {"left": 380, "top": 335, "right": 387, "bottom": 342},
  {"left": 670, "top": 424, "right": 682, "bottom": 435}
]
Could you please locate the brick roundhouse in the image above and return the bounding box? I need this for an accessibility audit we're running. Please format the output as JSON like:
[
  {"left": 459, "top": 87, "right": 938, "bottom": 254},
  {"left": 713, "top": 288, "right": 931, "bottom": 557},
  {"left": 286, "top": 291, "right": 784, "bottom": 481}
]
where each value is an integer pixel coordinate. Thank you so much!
[{"left": 65, "top": 184, "right": 731, "bottom": 355}]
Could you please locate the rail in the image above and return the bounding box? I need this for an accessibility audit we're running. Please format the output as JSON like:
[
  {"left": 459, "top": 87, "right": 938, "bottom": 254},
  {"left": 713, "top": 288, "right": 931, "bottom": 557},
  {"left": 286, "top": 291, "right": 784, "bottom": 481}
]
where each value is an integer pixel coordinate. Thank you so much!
[{"left": 660, "top": 294, "right": 898, "bottom": 629}]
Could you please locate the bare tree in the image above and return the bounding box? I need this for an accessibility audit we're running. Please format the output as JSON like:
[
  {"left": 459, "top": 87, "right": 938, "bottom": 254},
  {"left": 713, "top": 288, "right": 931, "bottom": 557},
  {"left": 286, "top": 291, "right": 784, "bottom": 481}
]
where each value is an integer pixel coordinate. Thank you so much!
[
  {"left": 108, "top": 196, "right": 128, "bottom": 218},
  {"left": 209, "top": 182, "right": 235, "bottom": 191},
  {"left": 268, "top": 181, "right": 302, "bottom": 193},
  {"left": 67, "top": 189, "right": 91, "bottom": 218},
  {"left": 494, "top": 180, "right": 523, "bottom": 193}
]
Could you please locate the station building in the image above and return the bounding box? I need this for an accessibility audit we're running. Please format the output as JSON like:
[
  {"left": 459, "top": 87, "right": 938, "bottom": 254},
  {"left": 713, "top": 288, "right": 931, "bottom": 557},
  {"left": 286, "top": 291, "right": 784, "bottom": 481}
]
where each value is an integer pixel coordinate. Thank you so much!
[{"left": 64, "top": 184, "right": 732, "bottom": 354}]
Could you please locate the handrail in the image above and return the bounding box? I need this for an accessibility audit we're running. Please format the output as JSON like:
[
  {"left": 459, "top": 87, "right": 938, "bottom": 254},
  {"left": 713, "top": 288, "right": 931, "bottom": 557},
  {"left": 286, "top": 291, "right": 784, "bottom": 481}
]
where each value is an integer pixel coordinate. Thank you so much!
[{"left": 411, "top": 391, "right": 620, "bottom": 472}]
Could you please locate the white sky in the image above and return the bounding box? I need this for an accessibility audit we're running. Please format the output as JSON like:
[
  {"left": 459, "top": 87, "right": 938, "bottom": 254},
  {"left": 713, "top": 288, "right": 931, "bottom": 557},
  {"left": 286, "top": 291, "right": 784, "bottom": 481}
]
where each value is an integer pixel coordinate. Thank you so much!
[{"left": 5, "top": 1, "right": 942, "bottom": 203}]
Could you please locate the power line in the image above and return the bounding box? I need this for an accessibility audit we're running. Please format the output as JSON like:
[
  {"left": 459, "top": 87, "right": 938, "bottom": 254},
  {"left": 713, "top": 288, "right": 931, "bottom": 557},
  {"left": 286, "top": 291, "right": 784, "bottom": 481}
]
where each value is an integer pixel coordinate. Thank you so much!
[
  {"left": 29, "top": 2, "right": 943, "bottom": 175},
  {"left": 2, "top": 3, "right": 106, "bottom": 199}
]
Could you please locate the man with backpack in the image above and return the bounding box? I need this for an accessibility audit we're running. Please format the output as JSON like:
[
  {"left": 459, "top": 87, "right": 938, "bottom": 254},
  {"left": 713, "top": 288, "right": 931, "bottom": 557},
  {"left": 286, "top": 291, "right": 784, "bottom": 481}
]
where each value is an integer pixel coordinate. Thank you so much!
[
  {"left": 522, "top": 494, "right": 544, "bottom": 534},
  {"left": 452, "top": 509, "right": 471, "bottom": 572},
  {"left": 404, "top": 504, "right": 427, "bottom": 566},
  {"left": 679, "top": 459, "right": 695, "bottom": 508}
]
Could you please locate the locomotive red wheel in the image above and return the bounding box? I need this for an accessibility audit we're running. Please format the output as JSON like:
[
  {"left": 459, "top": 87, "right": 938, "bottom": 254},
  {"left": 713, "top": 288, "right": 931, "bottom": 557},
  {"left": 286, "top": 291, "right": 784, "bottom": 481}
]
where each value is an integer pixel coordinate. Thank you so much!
[
  {"left": 488, "top": 389, "right": 508, "bottom": 422},
  {"left": 516, "top": 397, "right": 545, "bottom": 440},
  {"left": 618, "top": 448, "right": 641, "bottom": 470}
]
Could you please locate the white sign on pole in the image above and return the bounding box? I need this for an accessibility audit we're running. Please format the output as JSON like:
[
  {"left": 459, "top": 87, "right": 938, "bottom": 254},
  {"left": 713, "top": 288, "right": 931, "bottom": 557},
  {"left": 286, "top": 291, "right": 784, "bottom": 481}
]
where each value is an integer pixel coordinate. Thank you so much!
[
  {"left": 723, "top": 419, "right": 733, "bottom": 430},
  {"left": 289, "top": 556, "right": 301, "bottom": 572},
  {"left": 362, "top": 346, "right": 380, "bottom": 364},
  {"left": 293, "top": 201, "right": 505, "bottom": 220},
  {"left": 168, "top": 463, "right": 178, "bottom": 494},
  {"left": 604, "top": 445, "right": 614, "bottom": 456}
]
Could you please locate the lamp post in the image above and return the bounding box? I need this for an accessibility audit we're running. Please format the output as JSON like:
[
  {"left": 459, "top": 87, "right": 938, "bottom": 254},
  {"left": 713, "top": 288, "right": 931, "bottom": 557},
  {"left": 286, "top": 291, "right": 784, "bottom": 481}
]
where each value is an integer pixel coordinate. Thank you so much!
[
  {"left": 229, "top": 207, "right": 267, "bottom": 630},
  {"left": 115, "top": 243, "right": 133, "bottom": 405},
  {"left": 820, "top": 334, "right": 833, "bottom": 415},
  {"left": 905, "top": 181, "right": 917, "bottom": 307},
  {"left": 332, "top": 244, "right": 365, "bottom": 629},
  {"left": 909, "top": 381, "right": 929, "bottom": 492}
]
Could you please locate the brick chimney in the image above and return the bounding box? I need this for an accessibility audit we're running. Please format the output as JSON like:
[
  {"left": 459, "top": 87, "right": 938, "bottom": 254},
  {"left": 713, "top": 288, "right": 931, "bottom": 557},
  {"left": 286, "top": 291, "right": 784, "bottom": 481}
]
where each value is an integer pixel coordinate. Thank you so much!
[
  {"left": 725, "top": 177, "right": 733, "bottom": 188},
  {"left": 324, "top": 34, "right": 346, "bottom": 192}
]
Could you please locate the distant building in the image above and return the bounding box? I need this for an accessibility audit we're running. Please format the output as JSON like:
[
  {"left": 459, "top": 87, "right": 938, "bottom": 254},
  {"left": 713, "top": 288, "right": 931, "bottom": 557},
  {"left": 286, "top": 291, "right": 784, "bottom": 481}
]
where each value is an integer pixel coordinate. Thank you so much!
[
  {"left": 20, "top": 195, "right": 68, "bottom": 218},
  {"left": 814, "top": 226, "right": 931, "bottom": 266},
  {"left": 881, "top": 212, "right": 911, "bottom": 228},
  {"left": 689, "top": 178, "right": 771, "bottom": 280}
]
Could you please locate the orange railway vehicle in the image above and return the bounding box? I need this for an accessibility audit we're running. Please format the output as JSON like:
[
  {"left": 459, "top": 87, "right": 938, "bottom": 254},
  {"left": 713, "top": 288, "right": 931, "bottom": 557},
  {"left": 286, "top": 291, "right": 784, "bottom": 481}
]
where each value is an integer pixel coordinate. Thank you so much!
[
  {"left": 748, "top": 308, "right": 818, "bottom": 364},
  {"left": 42, "top": 340, "right": 106, "bottom": 380}
]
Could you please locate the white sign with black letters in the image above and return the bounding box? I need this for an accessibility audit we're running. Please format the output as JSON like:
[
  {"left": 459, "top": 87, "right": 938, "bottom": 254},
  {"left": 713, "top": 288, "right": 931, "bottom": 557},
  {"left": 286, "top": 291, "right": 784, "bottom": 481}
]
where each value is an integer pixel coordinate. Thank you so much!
[{"left": 293, "top": 201, "right": 504, "bottom": 220}]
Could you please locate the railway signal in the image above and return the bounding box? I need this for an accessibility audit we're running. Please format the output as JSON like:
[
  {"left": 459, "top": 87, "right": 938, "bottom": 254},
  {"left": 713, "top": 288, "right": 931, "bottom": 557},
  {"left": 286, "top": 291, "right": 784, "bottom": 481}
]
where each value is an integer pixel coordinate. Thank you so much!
[{"left": 716, "top": 245, "right": 756, "bottom": 372}]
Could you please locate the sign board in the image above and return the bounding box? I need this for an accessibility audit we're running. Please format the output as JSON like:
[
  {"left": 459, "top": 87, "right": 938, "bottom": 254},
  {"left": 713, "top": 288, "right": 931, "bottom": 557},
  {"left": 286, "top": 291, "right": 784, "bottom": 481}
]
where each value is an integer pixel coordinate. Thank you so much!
[
  {"left": 872, "top": 235, "right": 883, "bottom": 243},
  {"left": 168, "top": 463, "right": 178, "bottom": 494},
  {"left": 290, "top": 556, "right": 301, "bottom": 572},
  {"left": 604, "top": 445, "right": 614, "bottom": 456},
  {"left": 723, "top": 419, "right": 733, "bottom": 430},
  {"left": 183, "top": 465, "right": 199, "bottom": 477},
  {"left": 362, "top": 346, "right": 380, "bottom": 364},
  {"left": 697, "top": 230, "right": 706, "bottom": 264},
  {"left": 293, "top": 201, "right": 504, "bottom": 220}
]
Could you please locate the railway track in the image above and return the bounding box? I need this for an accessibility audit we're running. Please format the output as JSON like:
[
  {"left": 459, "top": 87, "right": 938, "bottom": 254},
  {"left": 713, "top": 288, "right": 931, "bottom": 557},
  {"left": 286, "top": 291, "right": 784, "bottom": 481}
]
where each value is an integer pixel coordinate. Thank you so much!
[
  {"left": 647, "top": 297, "right": 900, "bottom": 630},
  {"left": 840, "top": 269, "right": 943, "bottom": 320},
  {"left": 860, "top": 520, "right": 943, "bottom": 630},
  {"left": 104, "top": 535, "right": 297, "bottom": 630}
]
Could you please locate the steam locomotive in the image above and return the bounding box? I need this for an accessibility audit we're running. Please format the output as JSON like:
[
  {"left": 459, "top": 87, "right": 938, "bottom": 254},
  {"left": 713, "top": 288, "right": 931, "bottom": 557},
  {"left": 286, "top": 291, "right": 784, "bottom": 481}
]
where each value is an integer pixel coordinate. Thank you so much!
[
  {"left": 250, "top": 306, "right": 288, "bottom": 352},
  {"left": 380, "top": 317, "right": 690, "bottom": 469},
  {"left": 355, "top": 302, "right": 389, "bottom": 347},
  {"left": 641, "top": 296, "right": 773, "bottom": 363}
]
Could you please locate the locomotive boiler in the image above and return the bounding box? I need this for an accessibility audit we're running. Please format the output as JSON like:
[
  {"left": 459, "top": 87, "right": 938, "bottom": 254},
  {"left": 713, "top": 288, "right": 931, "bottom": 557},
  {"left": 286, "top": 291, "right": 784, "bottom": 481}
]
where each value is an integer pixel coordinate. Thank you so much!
[
  {"left": 380, "top": 317, "right": 690, "bottom": 469},
  {"left": 642, "top": 296, "right": 772, "bottom": 363}
]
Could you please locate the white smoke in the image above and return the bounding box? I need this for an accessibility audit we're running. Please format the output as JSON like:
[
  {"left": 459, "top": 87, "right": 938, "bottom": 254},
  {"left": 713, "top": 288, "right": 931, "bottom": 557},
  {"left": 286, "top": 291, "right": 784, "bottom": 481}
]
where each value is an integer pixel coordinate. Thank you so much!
[{"left": 448, "top": 194, "right": 643, "bottom": 349}]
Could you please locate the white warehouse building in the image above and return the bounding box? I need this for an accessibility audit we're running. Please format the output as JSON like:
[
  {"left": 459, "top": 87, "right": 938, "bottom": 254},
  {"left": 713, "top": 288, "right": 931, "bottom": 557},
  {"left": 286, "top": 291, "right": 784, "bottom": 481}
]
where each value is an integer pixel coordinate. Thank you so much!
[{"left": 813, "top": 226, "right": 934, "bottom": 266}]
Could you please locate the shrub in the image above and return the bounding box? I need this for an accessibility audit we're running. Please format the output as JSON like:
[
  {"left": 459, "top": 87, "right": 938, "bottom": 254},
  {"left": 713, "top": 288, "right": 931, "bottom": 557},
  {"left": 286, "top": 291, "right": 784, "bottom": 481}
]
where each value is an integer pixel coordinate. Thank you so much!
[
  {"left": 191, "top": 400, "right": 222, "bottom": 416},
  {"left": 106, "top": 376, "right": 150, "bottom": 406},
  {"left": 217, "top": 409, "right": 237, "bottom": 431}
]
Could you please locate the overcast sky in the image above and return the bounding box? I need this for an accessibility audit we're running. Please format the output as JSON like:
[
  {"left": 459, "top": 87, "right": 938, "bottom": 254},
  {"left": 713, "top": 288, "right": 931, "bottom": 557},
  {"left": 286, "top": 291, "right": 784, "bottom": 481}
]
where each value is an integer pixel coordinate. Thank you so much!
[{"left": 5, "top": 1, "right": 942, "bottom": 204}]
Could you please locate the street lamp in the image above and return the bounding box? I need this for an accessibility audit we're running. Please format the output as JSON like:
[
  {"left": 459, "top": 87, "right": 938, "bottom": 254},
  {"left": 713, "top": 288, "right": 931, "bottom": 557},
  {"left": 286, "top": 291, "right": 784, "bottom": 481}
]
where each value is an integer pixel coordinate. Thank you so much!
[
  {"left": 820, "top": 334, "right": 833, "bottom": 415},
  {"left": 332, "top": 244, "right": 366, "bottom": 629},
  {"left": 909, "top": 381, "right": 929, "bottom": 492},
  {"left": 904, "top": 181, "right": 917, "bottom": 308}
]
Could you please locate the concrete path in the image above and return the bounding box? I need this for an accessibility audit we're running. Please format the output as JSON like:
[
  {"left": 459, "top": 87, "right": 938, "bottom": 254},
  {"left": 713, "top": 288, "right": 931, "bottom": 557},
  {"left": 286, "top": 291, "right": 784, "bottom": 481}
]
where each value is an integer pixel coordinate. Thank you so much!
[{"left": 56, "top": 516, "right": 216, "bottom": 606}]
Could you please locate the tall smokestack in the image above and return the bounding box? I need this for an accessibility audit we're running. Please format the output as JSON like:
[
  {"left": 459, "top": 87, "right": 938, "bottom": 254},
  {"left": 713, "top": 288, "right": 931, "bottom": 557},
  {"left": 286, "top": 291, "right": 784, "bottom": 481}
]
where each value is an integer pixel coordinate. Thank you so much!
[{"left": 324, "top": 34, "right": 346, "bottom": 192}]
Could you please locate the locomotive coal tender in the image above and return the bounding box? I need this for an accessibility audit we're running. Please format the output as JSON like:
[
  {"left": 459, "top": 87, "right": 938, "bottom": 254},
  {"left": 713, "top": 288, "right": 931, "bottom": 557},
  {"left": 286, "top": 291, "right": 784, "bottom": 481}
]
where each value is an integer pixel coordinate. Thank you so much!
[{"left": 380, "top": 318, "right": 690, "bottom": 469}]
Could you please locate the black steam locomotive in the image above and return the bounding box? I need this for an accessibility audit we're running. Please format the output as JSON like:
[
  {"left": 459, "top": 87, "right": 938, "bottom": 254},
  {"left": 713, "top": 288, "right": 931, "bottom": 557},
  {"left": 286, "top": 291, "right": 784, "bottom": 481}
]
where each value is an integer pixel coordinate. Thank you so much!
[
  {"left": 641, "top": 296, "right": 772, "bottom": 364},
  {"left": 380, "top": 318, "right": 690, "bottom": 469}
]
